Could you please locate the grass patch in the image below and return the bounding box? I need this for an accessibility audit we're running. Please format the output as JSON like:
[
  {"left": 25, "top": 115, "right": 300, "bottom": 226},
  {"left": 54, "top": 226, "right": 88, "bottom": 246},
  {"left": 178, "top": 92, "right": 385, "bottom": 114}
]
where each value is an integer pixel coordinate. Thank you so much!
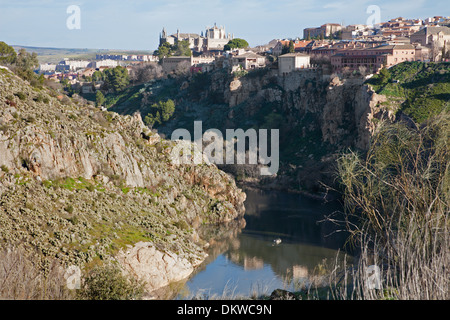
[
  {"left": 44, "top": 177, "right": 104, "bottom": 192},
  {"left": 366, "top": 61, "right": 450, "bottom": 123}
]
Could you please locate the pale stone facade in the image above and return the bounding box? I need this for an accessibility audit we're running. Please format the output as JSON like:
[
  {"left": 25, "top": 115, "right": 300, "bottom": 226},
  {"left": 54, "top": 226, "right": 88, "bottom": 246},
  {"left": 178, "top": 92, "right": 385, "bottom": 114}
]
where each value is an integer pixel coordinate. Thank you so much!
[
  {"left": 410, "top": 26, "right": 450, "bottom": 47},
  {"left": 278, "top": 53, "right": 310, "bottom": 75},
  {"left": 160, "top": 24, "right": 233, "bottom": 54},
  {"left": 161, "top": 56, "right": 192, "bottom": 73},
  {"left": 231, "top": 52, "right": 266, "bottom": 71},
  {"left": 303, "top": 23, "right": 342, "bottom": 39}
]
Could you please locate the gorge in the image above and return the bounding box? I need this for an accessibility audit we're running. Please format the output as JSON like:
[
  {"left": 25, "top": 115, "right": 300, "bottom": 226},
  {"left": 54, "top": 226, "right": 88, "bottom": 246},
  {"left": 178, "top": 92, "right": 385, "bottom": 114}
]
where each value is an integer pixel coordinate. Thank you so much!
[{"left": 1, "top": 58, "right": 448, "bottom": 299}]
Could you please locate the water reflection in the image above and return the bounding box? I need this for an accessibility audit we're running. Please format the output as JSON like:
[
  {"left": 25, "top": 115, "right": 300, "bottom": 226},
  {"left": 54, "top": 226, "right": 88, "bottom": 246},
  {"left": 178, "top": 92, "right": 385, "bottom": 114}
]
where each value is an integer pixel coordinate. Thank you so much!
[{"left": 175, "top": 189, "right": 351, "bottom": 299}]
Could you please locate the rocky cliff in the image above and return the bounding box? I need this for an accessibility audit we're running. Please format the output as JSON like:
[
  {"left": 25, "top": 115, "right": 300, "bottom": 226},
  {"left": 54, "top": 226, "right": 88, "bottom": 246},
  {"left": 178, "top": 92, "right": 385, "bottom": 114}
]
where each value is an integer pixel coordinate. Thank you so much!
[
  {"left": 138, "top": 68, "right": 392, "bottom": 194},
  {"left": 0, "top": 67, "right": 246, "bottom": 296}
]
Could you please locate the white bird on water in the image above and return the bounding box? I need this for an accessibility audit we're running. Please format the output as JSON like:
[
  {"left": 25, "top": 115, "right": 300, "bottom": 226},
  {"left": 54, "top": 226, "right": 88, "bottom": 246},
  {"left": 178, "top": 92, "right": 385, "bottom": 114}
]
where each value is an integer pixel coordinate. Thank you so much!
[{"left": 273, "top": 238, "right": 282, "bottom": 245}]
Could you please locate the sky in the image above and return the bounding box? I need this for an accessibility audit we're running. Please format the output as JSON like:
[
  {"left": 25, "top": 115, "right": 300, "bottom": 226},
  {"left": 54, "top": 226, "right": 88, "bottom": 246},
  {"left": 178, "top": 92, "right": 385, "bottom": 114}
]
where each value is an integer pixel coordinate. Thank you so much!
[{"left": 0, "top": 0, "right": 448, "bottom": 51}]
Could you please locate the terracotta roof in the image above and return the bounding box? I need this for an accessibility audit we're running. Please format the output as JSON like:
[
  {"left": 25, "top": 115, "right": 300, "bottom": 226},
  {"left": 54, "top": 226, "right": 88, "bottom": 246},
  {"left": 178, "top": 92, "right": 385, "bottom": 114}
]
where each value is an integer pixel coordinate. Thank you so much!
[
  {"left": 294, "top": 40, "right": 312, "bottom": 48},
  {"left": 277, "top": 40, "right": 312, "bottom": 49},
  {"left": 234, "top": 52, "right": 263, "bottom": 59},
  {"left": 372, "top": 44, "right": 416, "bottom": 50}
]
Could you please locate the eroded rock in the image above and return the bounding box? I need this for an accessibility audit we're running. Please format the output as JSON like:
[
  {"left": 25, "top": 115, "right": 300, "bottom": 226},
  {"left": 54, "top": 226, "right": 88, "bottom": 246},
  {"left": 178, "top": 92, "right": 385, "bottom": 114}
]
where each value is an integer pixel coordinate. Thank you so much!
[{"left": 116, "top": 241, "right": 206, "bottom": 295}]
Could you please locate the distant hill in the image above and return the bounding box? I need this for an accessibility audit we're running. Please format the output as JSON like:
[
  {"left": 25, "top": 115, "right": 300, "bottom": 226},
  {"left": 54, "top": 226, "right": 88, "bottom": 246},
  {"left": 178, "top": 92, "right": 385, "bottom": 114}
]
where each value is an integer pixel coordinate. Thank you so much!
[{"left": 12, "top": 45, "right": 154, "bottom": 64}]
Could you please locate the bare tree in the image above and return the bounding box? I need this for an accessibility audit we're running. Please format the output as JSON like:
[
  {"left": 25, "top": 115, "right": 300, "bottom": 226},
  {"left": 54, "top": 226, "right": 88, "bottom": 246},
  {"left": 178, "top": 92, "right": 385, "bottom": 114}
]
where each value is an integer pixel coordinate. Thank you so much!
[
  {"left": 0, "top": 246, "right": 74, "bottom": 300},
  {"left": 310, "top": 53, "right": 331, "bottom": 65},
  {"left": 358, "top": 65, "right": 367, "bottom": 77},
  {"left": 174, "top": 61, "right": 191, "bottom": 76},
  {"left": 430, "top": 39, "right": 443, "bottom": 62},
  {"left": 131, "top": 62, "right": 163, "bottom": 84},
  {"left": 341, "top": 66, "right": 351, "bottom": 76}
]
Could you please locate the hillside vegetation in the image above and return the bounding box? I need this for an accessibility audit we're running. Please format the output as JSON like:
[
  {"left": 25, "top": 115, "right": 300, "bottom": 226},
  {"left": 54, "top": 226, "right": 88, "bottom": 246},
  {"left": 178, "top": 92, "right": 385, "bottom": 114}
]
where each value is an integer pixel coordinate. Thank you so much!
[
  {"left": 366, "top": 62, "right": 450, "bottom": 123},
  {"left": 0, "top": 66, "right": 246, "bottom": 299},
  {"left": 325, "top": 63, "right": 450, "bottom": 300}
]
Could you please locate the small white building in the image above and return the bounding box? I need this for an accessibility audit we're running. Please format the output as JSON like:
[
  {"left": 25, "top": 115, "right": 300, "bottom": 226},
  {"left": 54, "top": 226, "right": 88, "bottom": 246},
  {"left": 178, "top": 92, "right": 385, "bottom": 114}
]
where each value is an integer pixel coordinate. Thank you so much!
[
  {"left": 278, "top": 53, "right": 310, "bottom": 75},
  {"left": 39, "top": 63, "right": 57, "bottom": 72},
  {"left": 58, "top": 59, "right": 90, "bottom": 71},
  {"left": 93, "top": 59, "right": 119, "bottom": 69},
  {"left": 231, "top": 52, "right": 266, "bottom": 71}
]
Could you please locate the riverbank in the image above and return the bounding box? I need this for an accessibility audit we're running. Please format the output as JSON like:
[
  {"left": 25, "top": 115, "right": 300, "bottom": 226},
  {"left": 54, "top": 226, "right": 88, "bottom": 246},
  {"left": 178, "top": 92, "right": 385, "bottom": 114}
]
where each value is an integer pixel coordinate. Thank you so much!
[{"left": 170, "top": 188, "right": 352, "bottom": 300}]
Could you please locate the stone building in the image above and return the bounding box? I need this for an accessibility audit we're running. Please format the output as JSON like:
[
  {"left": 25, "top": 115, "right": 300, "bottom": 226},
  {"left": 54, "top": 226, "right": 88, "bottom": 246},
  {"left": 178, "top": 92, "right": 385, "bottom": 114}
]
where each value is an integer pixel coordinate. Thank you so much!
[
  {"left": 410, "top": 26, "right": 450, "bottom": 47},
  {"left": 303, "top": 23, "right": 342, "bottom": 39},
  {"left": 278, "top": 53, "right": 310, "bottom": 75},
  {"left": 161, "top": 56, "right": 192, "bottom": 73},
  {"left": 330, "top": 44, "right": 416, "bottom": 74},
  {"left": 159, "top": 24, "right": 234, "bottom": 54},
  {"left": 230, "top": 52, "right": 266, "bottom": 71},
  {"left": 272, "top": 39, "right": 312, "bottom": 56}
]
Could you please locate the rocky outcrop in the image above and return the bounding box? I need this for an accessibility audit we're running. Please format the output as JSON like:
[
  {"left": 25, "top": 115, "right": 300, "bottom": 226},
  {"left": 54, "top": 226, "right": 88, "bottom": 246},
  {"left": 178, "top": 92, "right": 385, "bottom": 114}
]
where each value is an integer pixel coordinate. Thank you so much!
[
  {"left": 0, "top": 67, "right": 247, "bottom": 296},
  {"left": 321, "top": 77, "right": 393, "bottom": 150},
  {"left": 220, "top": 69, "right": 390, "bottom": 152},
  {"left": 0, "top": 69, "right": 245, "bottom": 208},
  {"left": 116, "top": 241, "right": 204, "bottom": 297}
]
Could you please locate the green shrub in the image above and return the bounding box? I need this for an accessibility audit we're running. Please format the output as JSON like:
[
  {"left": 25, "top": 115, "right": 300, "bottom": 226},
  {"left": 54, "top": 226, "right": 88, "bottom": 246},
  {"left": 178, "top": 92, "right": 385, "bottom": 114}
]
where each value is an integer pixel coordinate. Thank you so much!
[
  {"left": 77, "top": 264, "right": 145, "bottom": 300},
  {"left": 33, "top": 94, "right": 45, "bottom": 103},
  {"left": 365, "top": 62, "right": 450, "bottom": 123},
  {"left": 174, "top": 220, "right": 190, "bottom": 230},
  {"left": 14, "top": 91, "right": 26, "bottom": 100},
  {"left": 64, "top": 205, "right": 74, "bottom": 214},
  {"left": 144, "top": 99, "right": 175, "bottom": 128},
  {"left": 26, "top": 115, "right": 36, "bottom": 123}
]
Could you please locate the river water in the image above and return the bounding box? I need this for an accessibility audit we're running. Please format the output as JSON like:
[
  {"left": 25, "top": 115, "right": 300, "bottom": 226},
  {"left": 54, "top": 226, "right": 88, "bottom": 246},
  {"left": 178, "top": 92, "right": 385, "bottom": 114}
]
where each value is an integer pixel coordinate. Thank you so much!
[{"left": 175, "top": 189, "right": 352, "bottom": 299}]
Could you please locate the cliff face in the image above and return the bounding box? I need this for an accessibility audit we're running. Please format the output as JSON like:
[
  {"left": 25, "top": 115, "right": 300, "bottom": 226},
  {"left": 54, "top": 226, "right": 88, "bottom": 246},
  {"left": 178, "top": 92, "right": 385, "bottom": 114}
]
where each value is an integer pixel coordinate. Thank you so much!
[
  {"left": 0, "top": 67, "right": 246, "bottom": 295},
  {"left": 164, "top": 68, "right": 391, "bottom": 193},
  {"left": 223, "top": 70, "right": 391, "bottom": 151},
  {"left": 321, "top": 76, "right": 392, "bottom": 150},
  {"left": 106, "top": 65, "right": 396, "bottom": 195}
]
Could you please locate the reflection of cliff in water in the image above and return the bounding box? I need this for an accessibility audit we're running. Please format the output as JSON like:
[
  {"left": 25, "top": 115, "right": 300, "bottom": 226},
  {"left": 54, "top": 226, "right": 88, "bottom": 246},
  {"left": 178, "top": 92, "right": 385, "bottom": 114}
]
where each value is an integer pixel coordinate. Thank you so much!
[
  {"left": 242, "top": 189, "right": 349, "bottom": 250},
  {"left": 151, "top": 218, "right": 247, "bottom": 299},
  {"left": 177, "top": 189, "right": 352, "bottom": 298},
  {"left": 223, "top": 233, "right": 350, "bottom": 286}
]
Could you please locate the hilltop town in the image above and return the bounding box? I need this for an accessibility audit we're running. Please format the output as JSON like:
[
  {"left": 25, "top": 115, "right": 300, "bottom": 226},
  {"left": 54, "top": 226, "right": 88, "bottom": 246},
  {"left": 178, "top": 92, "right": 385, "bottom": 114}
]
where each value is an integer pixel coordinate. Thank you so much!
[
  {"left": 32, "top": 16, "right": 450, "bottom": 98},
  {"left": 0, "top": 12, "right": 449, "bottom": 302}
]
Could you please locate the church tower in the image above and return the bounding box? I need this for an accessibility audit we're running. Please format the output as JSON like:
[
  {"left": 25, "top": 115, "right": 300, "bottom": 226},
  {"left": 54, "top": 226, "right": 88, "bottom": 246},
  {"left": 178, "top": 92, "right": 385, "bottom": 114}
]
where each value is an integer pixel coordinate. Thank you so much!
[{"left": 160, "top": 27, "right": 167, "bottom": 47}]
